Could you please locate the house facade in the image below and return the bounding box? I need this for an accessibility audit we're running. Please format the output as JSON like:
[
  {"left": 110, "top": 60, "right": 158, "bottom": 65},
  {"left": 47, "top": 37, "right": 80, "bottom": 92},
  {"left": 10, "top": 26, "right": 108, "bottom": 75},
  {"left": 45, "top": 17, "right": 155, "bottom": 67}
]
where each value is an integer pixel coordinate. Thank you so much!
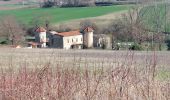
[{"left": 48, "top": 30, "right": 83, "bottom": 49}]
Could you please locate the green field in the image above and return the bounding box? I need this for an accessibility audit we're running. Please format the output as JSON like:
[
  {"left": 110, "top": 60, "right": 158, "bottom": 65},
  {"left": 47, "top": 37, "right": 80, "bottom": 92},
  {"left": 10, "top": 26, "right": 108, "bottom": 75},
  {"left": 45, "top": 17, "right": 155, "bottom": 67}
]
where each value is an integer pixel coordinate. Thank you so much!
[
  {"left": 0, "top": 5, "right": 130, "bottom": 26},
  {"left": 140, "top": 4, "right": 170, "bottom": 32}
]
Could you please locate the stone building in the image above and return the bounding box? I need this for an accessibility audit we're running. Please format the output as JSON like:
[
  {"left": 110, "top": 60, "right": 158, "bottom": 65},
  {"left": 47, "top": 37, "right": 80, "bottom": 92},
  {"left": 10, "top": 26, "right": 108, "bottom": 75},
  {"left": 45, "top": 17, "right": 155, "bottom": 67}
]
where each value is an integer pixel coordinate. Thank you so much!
[
  {"left": 35, "top": 27, "right": 47, "bottom": 48},
  {"left": 48, "top": 30, "right": 83, "bottom": 49},
  {"left": 30, "top": 26, "right": 94, "bottom": 49},
  {"left": 83, "top": 27, "right": 94, "bottom": 48}
]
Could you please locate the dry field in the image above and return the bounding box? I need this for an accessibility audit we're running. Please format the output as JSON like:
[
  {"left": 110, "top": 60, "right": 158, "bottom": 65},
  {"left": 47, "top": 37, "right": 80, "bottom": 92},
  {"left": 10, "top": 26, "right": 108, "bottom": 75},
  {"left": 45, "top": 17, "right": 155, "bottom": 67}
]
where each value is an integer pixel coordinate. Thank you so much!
[
  {"left": 0, "top": 48, "right": 169, "bottom": 100},
  {"left": 0, "top": 6, "right": 26, "bottom": 10},
  {"left": 54, "top": 11, "right": 127, "bottom": 29},
  {"left": 0, "top": 0, "right": 23, "bottom": 10},
  {"left": 0, "top": 0, "right": 41, "bottom": 10},
  {"left": 0, "top": 0, "right": 23, "bottom": 5}
]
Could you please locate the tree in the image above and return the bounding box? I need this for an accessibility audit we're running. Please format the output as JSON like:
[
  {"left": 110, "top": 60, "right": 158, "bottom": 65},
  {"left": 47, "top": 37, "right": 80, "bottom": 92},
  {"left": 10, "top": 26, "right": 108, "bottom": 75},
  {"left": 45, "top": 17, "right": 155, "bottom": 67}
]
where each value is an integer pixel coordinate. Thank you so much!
[
  {"left": 146, "top": 1, "right": 167, "bottom": 50},
  {"left": 29, "top": 12, "right": 51, "bottom": 31},
  {"left": 108, "top": 19, "right": 133, "bottom": 42},
  {"left": 41, "top": 0, "right": 95, "bottom": 7},
  {"left": 80, "top": 20, "right": 98, "bottom": 34},
  {"left": 123, "top": 6, "right": 150, "bottom": 44},
  {"left": 0, "top": 16, "right": 25, "bottom": 45}
]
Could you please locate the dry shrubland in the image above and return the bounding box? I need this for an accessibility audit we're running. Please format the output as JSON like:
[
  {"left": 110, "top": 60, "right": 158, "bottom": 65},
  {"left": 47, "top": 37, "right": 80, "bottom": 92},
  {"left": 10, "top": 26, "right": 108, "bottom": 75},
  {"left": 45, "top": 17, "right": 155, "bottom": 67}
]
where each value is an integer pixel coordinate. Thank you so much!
[{"left": 0, "top": 49, "right": 169, "bottom": 100}]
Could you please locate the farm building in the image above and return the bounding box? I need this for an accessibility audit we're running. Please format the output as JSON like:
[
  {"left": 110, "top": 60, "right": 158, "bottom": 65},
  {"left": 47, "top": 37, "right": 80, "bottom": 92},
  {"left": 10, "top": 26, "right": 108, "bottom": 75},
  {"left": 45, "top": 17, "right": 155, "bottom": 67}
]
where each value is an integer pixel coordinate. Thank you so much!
[
  {"left": 29, "top": 27, "right": 94, "bottom": 49},
  {"left": 28, "top": 27, "right": 113, "bottom": 49},
  {"left": 48, "top": 30, "right": 83, "bottom": 49}
]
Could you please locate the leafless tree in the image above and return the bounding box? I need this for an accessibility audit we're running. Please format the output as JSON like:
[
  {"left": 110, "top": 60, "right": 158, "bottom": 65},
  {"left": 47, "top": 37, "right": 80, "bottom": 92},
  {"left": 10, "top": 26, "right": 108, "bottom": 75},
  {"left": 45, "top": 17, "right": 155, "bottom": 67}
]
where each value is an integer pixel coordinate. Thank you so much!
[
  {"left": 109, "top": 6, "right": 148, "bottom": 44},
  {"left": 0, "top": 16, "right": 25, "bottom": 45},
  {"left": 80, "top": 20, "right": 99, "bottom": 33},
  {"left": 147, "top": 0, "right": 167, "bottom": 50},
  {"left": 41, "top": 0, "right": 95, "bottom": 7}
]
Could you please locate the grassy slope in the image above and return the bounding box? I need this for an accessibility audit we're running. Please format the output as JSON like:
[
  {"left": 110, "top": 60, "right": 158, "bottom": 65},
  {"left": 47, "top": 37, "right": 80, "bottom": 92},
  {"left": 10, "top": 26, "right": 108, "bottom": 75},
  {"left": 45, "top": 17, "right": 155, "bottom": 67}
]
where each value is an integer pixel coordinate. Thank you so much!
[
  {"left": 0, "top": 5, "right": 129, "bottom": 26},
  {"left": 140, "top": 4, "right": 170, "bottom": 32}
]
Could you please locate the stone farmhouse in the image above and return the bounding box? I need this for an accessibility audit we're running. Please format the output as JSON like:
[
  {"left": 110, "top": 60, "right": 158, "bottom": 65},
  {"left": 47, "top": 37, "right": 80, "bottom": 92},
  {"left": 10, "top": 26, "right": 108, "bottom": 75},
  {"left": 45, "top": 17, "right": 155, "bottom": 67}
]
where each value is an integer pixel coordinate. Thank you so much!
[{"left": 28, "top": 27, "right": 94, "bottom": 49}]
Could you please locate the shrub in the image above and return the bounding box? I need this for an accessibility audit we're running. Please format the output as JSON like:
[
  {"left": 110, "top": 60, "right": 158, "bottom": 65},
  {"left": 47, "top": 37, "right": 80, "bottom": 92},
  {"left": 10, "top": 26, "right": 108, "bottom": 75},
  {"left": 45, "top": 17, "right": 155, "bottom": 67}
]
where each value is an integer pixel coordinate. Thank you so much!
[
  {"left": 102, "top": 44, "right": 106, "bottom": 49},
  {"left": 42, "top": 1, "right": 55, "bottom": 8},
  {"left": 166, "top": 40, "right": 170, "bottom": 50},
  {"left": 0, "top": 37, "right": 8, "bottom": 45},
  {"left": 0, "top": 40, "right": 8, "bottom": 45},
  {"left": 129, "top": 43, "right": 143, "bottom": 50},
  {"left": 0, "top": 49, "right": 169, "bottom": 99}
]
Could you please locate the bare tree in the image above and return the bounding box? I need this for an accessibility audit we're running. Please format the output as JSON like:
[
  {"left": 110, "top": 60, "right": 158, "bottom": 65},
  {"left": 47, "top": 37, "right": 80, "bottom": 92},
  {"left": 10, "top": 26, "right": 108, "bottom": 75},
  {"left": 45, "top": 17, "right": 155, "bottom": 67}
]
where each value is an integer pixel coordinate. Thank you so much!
[
  {"left": 41, "top": 0, "right": 95, "bottom": 7},
  {"left": 125, "top": 7, "right": 148, "bottom": 44},
  {"left": 0, "top": 16, "right": 25, "bottom": 45},
  {"left": 147, "top": 0, "right": 167, "bottom": 50},
  {"left": 109, "top": 6, "right": 148, "bottom": 44},
  {"left": 80, "top": 20, "right": 98, "bottom": 33}
]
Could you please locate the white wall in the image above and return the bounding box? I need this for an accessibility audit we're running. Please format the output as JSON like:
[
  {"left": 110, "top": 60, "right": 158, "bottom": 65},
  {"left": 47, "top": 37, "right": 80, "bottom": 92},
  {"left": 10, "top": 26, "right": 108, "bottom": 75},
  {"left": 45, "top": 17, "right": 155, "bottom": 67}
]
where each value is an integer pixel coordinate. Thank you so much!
[
  {"left": 63, "top": 35, "right": 83, "bottom": 49},
  {"left": 39, "top": 32, "right": 47, "bottom": 48}
]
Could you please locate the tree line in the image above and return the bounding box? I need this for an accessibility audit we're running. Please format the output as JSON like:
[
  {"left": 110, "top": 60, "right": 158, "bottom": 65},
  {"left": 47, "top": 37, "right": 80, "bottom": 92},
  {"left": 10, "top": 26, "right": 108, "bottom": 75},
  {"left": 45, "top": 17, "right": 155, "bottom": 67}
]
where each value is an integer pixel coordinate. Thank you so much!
[
  {"left": 40, "top": 0, "right": 150, "bottom": 8},
  {"left": 41, "top": 0, "right": 95, "bottom": 7}
]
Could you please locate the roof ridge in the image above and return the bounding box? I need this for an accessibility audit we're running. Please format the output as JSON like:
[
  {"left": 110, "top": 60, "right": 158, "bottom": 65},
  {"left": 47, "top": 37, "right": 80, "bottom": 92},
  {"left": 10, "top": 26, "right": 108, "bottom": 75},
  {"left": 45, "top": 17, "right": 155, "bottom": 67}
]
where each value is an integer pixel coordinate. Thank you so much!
[{"left": 57, "top": 30, "right": 81, "bottom": 37}]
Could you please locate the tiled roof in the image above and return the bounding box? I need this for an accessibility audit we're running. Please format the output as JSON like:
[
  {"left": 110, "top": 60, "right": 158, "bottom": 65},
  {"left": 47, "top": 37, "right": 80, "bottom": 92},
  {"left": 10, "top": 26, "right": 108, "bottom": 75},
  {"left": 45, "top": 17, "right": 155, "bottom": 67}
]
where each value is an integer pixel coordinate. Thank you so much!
[
  {"left": 50, "top": 31, "right": 58, "bottom": 35},
  {"left": 84, "top": 27, "right": 93, "bottom": 32},
  {"left": 57, "top": 30, "right": 81, "bottom": 37},
  {"left": 36, "top": 27, "right": 46, "bottom": 33}
]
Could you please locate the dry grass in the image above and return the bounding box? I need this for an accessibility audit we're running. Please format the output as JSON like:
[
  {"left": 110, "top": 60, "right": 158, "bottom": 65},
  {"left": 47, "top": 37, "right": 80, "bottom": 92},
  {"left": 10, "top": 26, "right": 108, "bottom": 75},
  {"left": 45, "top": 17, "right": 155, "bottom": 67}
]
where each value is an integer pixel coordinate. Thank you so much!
[
  {"left": 0, "top": 48, "right": 169, "bottom": 100},
  {"left": 0, "top": 0, "right": 41, "bottom": 10},
  {"left": 54, "top": 11, "right": 127, "bottom": 29}
]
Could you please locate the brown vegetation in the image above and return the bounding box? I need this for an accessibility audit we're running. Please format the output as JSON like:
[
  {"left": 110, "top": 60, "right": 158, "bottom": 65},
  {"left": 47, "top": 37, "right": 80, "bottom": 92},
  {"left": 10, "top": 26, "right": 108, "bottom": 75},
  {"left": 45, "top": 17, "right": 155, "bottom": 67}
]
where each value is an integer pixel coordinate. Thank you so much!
[{"left": 0, "top": 49, "right": 169, "bottom": 99}]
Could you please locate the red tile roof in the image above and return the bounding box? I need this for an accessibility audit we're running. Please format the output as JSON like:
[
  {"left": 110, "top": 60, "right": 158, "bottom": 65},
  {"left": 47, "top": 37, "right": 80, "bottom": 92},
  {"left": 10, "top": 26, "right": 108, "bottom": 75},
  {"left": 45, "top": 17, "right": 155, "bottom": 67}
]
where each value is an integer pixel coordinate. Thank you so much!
[
  {"left": 57, "top": 30, "right": 81, "bottom": 37},
  {"left": 84, "top": 27, "right": 94, "bottom": 32},
  {"left": 36, "top": 27, "right": 46, "bottom": 33}
]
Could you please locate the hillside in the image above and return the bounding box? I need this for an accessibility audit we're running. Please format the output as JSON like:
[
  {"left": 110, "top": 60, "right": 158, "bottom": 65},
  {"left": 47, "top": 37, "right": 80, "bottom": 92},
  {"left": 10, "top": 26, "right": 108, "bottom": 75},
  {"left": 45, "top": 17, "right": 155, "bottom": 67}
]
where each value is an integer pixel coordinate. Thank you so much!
[
  {"left": 0, "top": 0, "right": 42, "bottom": 5},
  {"left": 140, "top": 3, "right": 170, "bottom": 32},
  {"left": 0, "top": 5, "right": 130, "bottom": 26},
  {"left": 0, "top": 0, "right": 42, "bottom": 10}
]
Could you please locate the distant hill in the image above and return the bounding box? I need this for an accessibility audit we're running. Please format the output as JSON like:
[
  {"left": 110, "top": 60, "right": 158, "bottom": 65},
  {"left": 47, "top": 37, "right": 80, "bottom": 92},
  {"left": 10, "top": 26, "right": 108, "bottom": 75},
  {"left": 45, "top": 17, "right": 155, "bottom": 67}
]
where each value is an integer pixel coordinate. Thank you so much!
[{"left": 0, "top": 0, "right": 23, "bottom": 5}]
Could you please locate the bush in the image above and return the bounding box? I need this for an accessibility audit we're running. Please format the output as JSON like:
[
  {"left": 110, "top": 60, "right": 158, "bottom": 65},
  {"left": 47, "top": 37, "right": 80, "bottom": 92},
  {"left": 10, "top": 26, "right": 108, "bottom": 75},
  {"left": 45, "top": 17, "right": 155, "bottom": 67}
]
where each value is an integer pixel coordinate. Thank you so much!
[
  {"left": 166, "top": 40, "right": 170, "bottom": 50},
  {"left": 42, "top": 1, "right": 55, "bottom": 8},
  {"left": 0, "top": 37, "right": 8, "bottom": 45},
  {"left": 129, "top": 43, "right": 143, "bottom": 50},
  {"left": 102, "top": 44, "right": 106, "bottom": 49},
  {"left": 61, "top": 4, "right": 88, "bottom": 7},
  {"left": 95, "top": 2, "right": 113, "bottom": 6},
  {"left": 0, "top": 40, "right": 8, "bottom": 45}
]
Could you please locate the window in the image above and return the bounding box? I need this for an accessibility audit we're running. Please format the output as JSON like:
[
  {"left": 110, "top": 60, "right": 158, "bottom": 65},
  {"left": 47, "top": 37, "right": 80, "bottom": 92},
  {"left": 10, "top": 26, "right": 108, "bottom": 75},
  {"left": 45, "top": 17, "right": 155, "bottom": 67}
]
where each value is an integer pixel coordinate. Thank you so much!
[
  {"left": 76, "top": 38, "right": 78, "bottom": 42},
  {"left": 67, "top": 39, "right": 69, "bottom": 43}
]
